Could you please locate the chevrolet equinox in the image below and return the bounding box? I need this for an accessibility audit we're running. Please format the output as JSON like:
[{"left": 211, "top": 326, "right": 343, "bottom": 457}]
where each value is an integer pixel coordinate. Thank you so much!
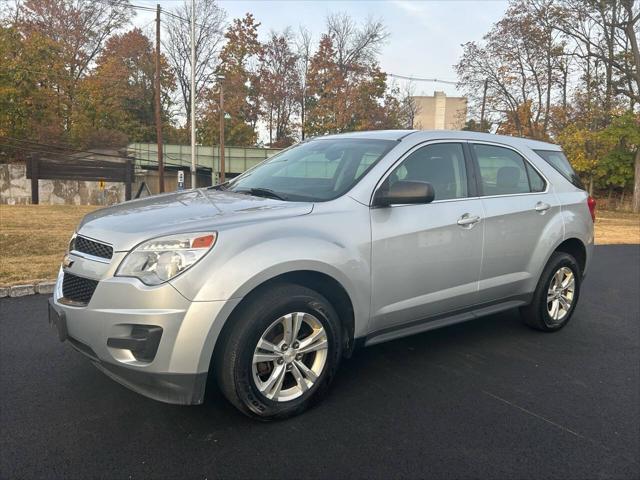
[{"left": 48, "top": 130, "right": 595, "bottom": 419}]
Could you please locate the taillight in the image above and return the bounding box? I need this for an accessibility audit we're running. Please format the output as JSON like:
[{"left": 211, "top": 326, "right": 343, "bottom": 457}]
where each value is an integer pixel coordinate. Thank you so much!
[{"left": 587, "top": 196, "right": 596, "bottom": 222}]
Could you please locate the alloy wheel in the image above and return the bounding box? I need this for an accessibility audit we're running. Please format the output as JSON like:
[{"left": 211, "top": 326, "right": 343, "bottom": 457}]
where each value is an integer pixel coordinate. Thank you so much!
[
  {"left": 252, "top": 312, "right": 328, "bottom": 402},
  {"left": 547, "top": 266, "right": 575, "bottom": 323}
]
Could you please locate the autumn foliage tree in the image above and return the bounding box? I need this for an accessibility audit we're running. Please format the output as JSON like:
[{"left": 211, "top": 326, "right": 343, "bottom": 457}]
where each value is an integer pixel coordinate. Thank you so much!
[
  {"left": 202, "top": 13, "right": 262, "bottom": 146},
  {"left": 304, "top": 15, "right": 400, "bottom": 136},
  {"left": 0, "top": 25, "right": 66, "bottom": 151},
  {"left": 259, "top": 30, "right": 300, "bottom": 147},
  {"left": 75, "top": 28, "right": 175, "bottom": 146},
  {"left": 2, "top": 3, "right": 410, "bottom": 170},
  {"left": 456, "top": 0, "right": 640, "bottom": 211},
  {"left": 18, "top": 0, "right": 132, "bottom": 137}
]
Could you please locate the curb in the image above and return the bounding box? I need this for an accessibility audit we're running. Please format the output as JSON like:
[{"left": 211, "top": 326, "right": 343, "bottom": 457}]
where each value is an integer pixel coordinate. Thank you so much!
[{"left": 0, "top": 281, "right": 56, "bottom": 298}]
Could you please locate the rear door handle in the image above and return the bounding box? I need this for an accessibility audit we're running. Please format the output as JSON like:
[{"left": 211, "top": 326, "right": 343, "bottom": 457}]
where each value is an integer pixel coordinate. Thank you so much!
[
  {"left": 457, "top": 214, "right": 481, "bottom": 227},
  {"left": 535, "top": 201, "right": 551, "bottom": 213}
]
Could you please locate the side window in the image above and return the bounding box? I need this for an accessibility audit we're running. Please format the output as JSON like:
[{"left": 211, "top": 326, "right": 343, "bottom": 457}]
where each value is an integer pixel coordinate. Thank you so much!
[
  {"left": 526, "top": 163, "right": 546, "bottom": 192},
  {"left": 473, "top": 144, "right": 532, "bottom": 196},
  {"left": 388, "top": 143, "right": 468, "bottom": 201}
]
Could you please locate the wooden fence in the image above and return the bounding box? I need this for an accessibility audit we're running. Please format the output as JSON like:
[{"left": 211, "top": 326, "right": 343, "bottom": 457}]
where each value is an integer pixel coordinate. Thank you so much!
[{"left": 26, "top": 155, "right": 133, "bottom": 204}]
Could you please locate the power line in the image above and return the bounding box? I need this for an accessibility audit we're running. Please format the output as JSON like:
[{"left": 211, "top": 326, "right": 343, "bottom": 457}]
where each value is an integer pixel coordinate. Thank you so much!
[
  {"left": 387, "top": 73, "right": 458, "bottom": 85},
  {"left": 0, "top": 140, "right": 167, "bottom": 170},
  {"left": 94, "top": 0, "right": 207, "bottom": 27},
  {"left": 0, "top": 142, "right": 81, "bottom": 160},
  {"left": 0, "top": 142, "right": 149, "bottom": 164},
  {"left": 0, "top": 137, "right": 134, "bottom": 160}
]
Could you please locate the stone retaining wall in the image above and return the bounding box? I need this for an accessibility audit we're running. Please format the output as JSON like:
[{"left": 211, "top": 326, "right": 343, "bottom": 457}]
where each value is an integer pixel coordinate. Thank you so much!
[{"left": 0, "top": 163, "right": 126, "bottom": 205}]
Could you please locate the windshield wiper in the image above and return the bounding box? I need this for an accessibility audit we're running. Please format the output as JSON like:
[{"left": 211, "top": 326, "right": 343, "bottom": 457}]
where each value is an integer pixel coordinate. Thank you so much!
[{"left": 239, "top": 187, "right": 288, "bottom": 201}]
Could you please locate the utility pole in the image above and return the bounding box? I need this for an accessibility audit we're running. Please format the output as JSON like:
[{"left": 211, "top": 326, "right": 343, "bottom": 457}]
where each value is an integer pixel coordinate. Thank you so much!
[
  {"left": 154, "top": 4, "right": 164, "bottom": 192},
  {"left": 480, "top": 79, "right": 488, "bottom": 130},
  {"left": 190, "top": 0, "right": 196, "bottom": 189},
  {"left": 219, "top": 79, "right": 225, "bottom": 184}
]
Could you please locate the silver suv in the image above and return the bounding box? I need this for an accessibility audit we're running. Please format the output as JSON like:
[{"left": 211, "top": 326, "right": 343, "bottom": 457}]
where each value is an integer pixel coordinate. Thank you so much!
[{"left": 48, "top": 130, "right": 595, "bottom": 419}]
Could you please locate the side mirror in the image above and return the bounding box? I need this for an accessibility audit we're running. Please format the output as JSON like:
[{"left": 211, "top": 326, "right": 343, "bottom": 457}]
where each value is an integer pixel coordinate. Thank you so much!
[{"left": 373, "top": 180, "right": 435, "bottom": 207}]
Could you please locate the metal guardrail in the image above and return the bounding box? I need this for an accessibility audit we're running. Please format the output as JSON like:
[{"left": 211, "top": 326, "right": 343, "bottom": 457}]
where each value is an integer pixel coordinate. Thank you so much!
[{"left": 128, "top": 143, "right": 282, "bottom": 174}]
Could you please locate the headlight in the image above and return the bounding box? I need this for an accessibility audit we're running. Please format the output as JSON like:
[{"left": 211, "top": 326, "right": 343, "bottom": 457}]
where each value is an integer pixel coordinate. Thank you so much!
[{"left": 116, "top": 232, "right": 217, "bottom": 286}]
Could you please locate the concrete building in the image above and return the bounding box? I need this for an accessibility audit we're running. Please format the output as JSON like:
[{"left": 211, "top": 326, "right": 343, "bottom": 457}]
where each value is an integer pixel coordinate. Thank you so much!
[{"left": 412, "top": 91, "right": 467, "bottom": 130}]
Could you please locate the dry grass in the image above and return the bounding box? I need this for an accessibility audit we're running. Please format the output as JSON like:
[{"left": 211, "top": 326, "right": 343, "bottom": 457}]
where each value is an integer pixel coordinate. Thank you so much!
[
  {"left": 1, "top": 205, "right": 98, "bottom": 286},
  {"left": 0, "top": 204, "right": 638, "bottom": 286},
  {"left": 595, "top": 210, "right": 640, "bottom": 245}
]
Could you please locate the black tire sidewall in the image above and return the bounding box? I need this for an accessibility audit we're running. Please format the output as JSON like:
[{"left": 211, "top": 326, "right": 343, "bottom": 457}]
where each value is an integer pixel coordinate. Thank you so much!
[
  {"left": 230, "top": 287, "right": 341, "bottom": 419},
  {"left": 537, "top": 253, "right": 581, "bottom": 330}
]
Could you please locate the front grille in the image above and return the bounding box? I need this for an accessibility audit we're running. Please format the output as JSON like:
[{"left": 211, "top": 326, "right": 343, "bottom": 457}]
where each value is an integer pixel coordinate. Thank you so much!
[
  {"left": 73, "top": 236, "right": 113, "bottom": 260},
  {"left": 62, "top": 273, "right": 98, "bottom": 305}
]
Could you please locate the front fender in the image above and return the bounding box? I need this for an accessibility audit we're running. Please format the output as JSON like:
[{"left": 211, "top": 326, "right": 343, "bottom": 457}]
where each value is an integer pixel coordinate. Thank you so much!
[{"left": 169, "top": 207, "right": 372, "bottom": 372}]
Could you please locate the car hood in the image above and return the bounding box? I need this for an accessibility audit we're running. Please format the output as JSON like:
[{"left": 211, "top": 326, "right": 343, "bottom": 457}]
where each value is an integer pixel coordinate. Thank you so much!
[{"left": 77, "top": 189, "right": 313, "bottom": 252}]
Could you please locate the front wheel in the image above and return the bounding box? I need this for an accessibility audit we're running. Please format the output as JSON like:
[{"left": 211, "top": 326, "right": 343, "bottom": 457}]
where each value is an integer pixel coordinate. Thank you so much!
[
  {"left": 521, "top": 251, "right": 581, "bottom": 332},
  {"left": 215, "top": 283, "right": 342, "bottom": 420}
]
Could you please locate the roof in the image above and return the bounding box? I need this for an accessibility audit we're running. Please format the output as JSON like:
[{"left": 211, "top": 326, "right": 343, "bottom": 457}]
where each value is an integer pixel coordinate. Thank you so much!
[
  {"left": 310, "top": 129, "right": 562, "bottom": 151},
  {"left": 408, "top": 130, "right": 562, "bottom": 151},
  {"left": 311, "top": 130, "right": 416, "bottom": 141}
]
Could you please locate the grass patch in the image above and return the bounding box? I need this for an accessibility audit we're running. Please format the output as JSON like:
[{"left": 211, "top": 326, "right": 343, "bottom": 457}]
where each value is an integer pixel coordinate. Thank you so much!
[
  {"left": 1, "top": 205, "right": 98, "bottom": 286},
  {"left": 0, "top": 204, "right": 638, "bottom": 286},
  {"left": 595, "top": 210, "right": 640, "bottom": 245}
]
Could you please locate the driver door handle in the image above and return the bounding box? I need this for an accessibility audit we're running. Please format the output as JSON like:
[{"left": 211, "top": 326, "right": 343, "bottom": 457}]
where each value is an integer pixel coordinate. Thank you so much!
[{"left": 457, "top": 214, "right": 481, "bottom": 227}]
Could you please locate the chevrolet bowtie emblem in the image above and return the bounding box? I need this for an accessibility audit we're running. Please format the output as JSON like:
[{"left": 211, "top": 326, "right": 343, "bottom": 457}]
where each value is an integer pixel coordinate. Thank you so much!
[{"left": 62, "top": 255, "right": 74, "bottom": 269}]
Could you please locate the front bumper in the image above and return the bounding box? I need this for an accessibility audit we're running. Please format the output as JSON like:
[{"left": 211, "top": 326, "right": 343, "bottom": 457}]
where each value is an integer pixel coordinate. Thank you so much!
[{"left": 50, "top": 268, "right": 240, "bottom": 405}]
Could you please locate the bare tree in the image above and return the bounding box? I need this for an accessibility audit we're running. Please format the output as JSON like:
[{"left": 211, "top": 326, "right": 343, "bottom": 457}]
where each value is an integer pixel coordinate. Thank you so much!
[
  {"left": 548, "top": 0, "right": 640, "bottom": 106},
  {"left": 544, "top": 0, "right": 639, "bottom": 211},
  {"left": 0, "top": 0, "right": 23, "bottom": 25},
  {"left": 399, "top": 81, "right": 421, "bottom": 129},
  {"left": 325, "top": 13, "right": 389, "bottom": 73},
  {"left": 456, "top": 1, "right": 565, "bottom": 139},
  {"left": 259, "top": 28, "right": 300, "bottom": 147},
  {"left": 295, "top": 26, "right": 313, "bottom": 140},
  {"left": 163, "top": 0, "right": 226, "bottom": 125}
]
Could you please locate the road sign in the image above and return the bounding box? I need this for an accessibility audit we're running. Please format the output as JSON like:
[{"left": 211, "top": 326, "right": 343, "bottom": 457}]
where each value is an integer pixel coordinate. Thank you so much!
[{"left": 177, "top": 170, "right": 185, "bottom": 191}]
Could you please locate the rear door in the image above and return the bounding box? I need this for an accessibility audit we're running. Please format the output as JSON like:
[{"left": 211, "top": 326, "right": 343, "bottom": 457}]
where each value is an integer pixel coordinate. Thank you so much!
[
  {"left": 470, "top": 142, "right": 559, "bottom": 302},
  {"left": 369, "top": 142, "right": 484, "bottom": 333}
]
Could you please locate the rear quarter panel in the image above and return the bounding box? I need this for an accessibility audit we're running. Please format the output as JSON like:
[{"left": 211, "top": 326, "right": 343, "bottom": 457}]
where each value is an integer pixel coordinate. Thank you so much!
[{"left": 526, "top": 147, "right": 595, "bottom": 276}]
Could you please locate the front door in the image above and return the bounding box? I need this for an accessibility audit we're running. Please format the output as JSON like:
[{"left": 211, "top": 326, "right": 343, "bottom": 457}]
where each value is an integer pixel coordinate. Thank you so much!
[{"left": 370, "top": 142, "right": 484, "bottom": 333}]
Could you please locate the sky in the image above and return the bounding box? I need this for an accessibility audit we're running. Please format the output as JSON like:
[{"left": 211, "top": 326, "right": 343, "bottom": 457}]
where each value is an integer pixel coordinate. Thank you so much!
[{"left": 133, "top": 0, "right": 509, "bottom": 97}]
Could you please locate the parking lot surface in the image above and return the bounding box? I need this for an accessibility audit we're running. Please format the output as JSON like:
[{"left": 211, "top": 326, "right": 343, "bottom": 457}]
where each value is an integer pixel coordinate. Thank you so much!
[{"left": 1, "top": 245, "right": 639, "bottom": 479}]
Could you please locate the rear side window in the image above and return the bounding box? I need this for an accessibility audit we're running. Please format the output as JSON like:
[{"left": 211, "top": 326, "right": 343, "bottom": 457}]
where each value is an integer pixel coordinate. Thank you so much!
[
  {"left": 473, "top": 144, "right": 531, "bottom": 195},
  {"left": 534, "top": 150, "right": 584, "bottom": 190}
]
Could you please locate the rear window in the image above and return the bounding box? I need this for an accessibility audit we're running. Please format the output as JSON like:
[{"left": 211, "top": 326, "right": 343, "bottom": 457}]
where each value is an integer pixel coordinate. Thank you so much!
[{"left": 534, "top": 150, "right": 584, "bottom": 190}]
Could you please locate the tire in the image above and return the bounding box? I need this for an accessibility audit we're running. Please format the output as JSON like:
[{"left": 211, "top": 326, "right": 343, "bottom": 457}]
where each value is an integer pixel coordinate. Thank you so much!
[
  {"left": 215, "top": 283, "right": 342, "bottom": 420},
  {"left": 521, "top": 251, "right": 581, "bottom": 332}
]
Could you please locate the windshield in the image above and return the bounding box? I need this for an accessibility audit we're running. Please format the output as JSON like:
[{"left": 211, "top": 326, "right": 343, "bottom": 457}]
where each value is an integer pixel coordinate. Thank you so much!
[{"left": 225, "top": 138, "right": 396, "bottom": 201}]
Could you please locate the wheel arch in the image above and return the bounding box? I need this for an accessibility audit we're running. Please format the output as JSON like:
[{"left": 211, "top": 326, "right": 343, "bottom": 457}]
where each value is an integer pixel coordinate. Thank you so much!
[
  {"left": 554, "top": 237, "right": 587, "bottom": 275},
  {"left": 207, "top": 269, "right": 357, "bottom": 380},
  {"left": 525, "top": 235, "right": 588, "bottom": 302}
]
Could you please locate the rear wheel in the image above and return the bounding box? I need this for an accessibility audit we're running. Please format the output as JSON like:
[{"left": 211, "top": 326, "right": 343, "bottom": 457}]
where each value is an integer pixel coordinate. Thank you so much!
[
  {"left": 521, "top": 251, "right": 581, "bottom": 331},
  {"left": 215, "top": 283, "right": 342, "bottom": 420}
]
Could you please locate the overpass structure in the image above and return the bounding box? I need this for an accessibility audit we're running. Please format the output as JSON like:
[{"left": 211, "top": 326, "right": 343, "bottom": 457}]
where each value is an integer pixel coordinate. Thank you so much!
[{"left": 128, "top": 143, "right": 282, "bottom": 178}]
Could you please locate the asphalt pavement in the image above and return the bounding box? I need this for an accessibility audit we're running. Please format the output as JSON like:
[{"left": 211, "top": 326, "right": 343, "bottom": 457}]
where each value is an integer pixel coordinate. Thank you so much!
[{"left": 1, "top": 245, "right": 639, "bottom": 479}]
